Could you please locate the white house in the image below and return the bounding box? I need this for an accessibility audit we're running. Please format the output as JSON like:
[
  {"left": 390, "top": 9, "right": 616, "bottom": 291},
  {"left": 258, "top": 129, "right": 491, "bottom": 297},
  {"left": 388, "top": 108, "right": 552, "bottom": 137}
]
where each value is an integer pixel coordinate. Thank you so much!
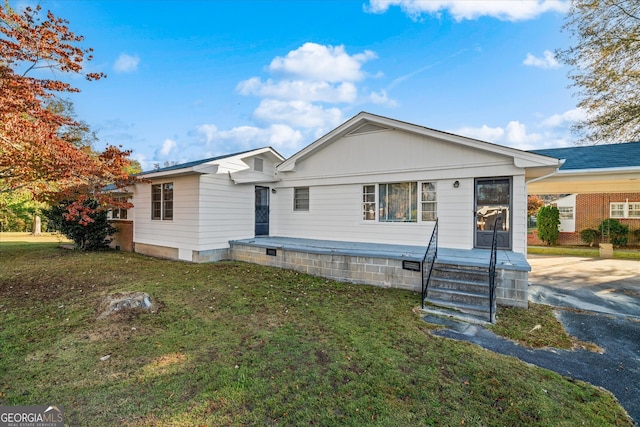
[
  {"left": 112, "top": 112, "right": 562, "bottom": 318},
  {"left": 127, "top": 147, "right": 285, "bottom": 262}
]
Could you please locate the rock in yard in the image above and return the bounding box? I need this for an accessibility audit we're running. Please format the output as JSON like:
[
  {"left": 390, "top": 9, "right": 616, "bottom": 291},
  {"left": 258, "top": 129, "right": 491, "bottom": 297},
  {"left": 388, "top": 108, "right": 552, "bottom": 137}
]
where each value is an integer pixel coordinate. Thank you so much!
[{"left": 97, "top": 292, "right": 156, "bottom": 319}]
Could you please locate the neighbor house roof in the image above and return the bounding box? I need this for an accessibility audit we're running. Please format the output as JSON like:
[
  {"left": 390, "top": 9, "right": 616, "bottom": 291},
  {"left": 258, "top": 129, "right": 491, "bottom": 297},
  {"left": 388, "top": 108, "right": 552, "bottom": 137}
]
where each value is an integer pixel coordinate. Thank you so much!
[
  {"left": 527, "top": 142, "right": 640, "bottom": 194},
  {"left": 530, "top": 141, "right": 640, "bottom": 170}
]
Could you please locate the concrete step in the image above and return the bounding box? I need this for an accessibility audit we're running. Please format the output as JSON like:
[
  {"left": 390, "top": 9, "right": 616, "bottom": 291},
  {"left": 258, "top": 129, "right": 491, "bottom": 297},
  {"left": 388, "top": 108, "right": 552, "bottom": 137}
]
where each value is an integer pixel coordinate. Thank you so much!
[
  {"left": 432, "top": 265, "right": 489, "bottom": 282},
  {"left": 421, "top": 305, "right": 491, "bottom": 326},
  {"left": 425, "top": 298, "right": 494, "bottom": 322},
  {"left": 430, "top": 277, "right": 489, "bottom": 294},
  {"left": 427, "top": 287, "right": 490, "bottom": 307}
]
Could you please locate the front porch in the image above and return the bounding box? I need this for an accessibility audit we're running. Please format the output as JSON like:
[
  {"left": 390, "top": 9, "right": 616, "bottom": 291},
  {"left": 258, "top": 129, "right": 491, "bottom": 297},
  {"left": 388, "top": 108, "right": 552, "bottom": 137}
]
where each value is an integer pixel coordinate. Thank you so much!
[{"left": 229, "top": 237, "right": 530, "bottom": 308}]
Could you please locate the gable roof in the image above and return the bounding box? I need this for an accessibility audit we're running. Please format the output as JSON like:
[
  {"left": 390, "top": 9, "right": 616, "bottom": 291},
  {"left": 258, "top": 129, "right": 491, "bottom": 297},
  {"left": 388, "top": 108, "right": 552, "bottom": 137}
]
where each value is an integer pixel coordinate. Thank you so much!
[
  {"left": 530, "top": 142, "right": 640, "bottom": 171},
  {"left": 277, "top": 111, "right": 561, "bottom": 176},
  {"left": 138, "top": 147, "right": 284, "bottom": 178}
]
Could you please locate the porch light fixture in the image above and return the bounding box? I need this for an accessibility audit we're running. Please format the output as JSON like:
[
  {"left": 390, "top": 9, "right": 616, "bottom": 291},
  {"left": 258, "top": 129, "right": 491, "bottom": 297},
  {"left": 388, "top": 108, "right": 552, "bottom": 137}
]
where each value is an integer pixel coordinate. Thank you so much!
[
  {"left": 453, "top": 180, "right": 460, "bottom": 188},
  {"left": 271, "top": 188, "right": 277, "bottom": 194}
]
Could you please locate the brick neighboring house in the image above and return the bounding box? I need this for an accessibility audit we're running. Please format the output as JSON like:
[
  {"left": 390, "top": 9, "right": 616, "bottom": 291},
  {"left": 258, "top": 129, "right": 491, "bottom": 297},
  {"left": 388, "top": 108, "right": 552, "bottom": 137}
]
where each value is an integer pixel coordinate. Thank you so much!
[
  {"left": 527, "top": 142, "right": 640, "bottom": 246},
  {"left": 528, "top": 193, "right": 640, "bottom": 246}
]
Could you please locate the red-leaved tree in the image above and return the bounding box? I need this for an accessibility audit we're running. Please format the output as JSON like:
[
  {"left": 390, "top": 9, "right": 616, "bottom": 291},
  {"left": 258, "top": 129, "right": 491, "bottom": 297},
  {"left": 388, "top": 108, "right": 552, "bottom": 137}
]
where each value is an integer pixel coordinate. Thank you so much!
[{"left": 0, "top": 3, "right": 135, "bottom": 224}]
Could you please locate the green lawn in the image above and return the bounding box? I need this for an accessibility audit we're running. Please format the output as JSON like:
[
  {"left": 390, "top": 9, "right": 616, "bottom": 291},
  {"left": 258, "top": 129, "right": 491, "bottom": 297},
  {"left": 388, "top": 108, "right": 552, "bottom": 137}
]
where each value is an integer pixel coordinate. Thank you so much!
[
  {"left": 528, "top": 245, "right": 640, "bottom": 260},
  {"left": 0, "top": 242, "right": 633, "bottom": 426}
]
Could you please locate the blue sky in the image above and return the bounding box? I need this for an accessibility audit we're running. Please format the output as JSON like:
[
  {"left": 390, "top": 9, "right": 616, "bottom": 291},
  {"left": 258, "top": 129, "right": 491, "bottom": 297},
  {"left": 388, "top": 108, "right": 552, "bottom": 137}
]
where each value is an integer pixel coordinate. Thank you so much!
[{"left": 35, "top": 0, "right": 580, "bottom": 170}]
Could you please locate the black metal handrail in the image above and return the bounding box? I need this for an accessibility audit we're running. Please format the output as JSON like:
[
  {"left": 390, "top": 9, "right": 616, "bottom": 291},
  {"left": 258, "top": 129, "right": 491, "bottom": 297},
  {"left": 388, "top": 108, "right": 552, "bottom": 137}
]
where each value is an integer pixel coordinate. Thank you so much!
[
  {"left": 421, "top": 218, "right": 438, "bottom": 309},
  {"left": 488, "top": 216, "right": 501, "bottom": 323}
]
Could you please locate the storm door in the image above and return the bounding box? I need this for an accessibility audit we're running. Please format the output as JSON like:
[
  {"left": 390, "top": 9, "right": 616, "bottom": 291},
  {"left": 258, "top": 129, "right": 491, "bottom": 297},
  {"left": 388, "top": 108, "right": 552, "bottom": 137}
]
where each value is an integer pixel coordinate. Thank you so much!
[
  {"left": 475, "top": 178, "right": 511, "bottom": 249},
  {"left": 255, "top": 186, "right": 270, "bottom": 236}
]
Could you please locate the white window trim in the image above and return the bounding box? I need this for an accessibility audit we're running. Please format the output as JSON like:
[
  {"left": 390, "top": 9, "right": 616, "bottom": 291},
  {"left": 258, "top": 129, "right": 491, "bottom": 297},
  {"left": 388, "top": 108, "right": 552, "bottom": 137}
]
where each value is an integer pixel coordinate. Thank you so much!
[
  {"left": 610, "top": 201, "right": 640, "bottom": 219},
  {"left": 293, "top": 187, "right": 310, "bottom": 212},
  {"left": 152, "top": 182, "right": 174, "bottom": 221},
  {"left": 361, "top": 182, "right": 437, "bottom": 224}
]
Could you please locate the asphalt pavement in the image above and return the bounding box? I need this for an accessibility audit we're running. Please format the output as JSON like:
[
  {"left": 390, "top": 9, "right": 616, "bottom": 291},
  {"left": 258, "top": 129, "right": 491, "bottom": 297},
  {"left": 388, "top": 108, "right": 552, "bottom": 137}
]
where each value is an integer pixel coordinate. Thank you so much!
[{"left": 423, "top": 255, "right": 640, "bottom": 425}]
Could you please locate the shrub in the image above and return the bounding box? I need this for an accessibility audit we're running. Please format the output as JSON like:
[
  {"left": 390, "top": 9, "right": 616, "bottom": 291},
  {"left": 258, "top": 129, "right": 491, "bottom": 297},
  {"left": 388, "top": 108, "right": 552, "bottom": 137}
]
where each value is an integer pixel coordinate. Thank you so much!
[
  {"left": 580, "top": 228, "right": 599, "bottom": 246},
  {"left": 598, "top": 219, "right": 629, "bottom": 247},
  {"left": 537, "top": 206, "right": 560, "bottom": 246},
  {"left": 45, "top": 199, "right": 116, "bottom": 250}
]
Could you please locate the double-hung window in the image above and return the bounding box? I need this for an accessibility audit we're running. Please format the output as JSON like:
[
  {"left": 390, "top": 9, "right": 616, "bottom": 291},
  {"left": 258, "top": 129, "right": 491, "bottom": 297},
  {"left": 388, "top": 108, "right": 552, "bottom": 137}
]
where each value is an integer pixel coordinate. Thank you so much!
[
  {"left": 152, "top": 182, "right": 173, "bottom": 220},
  {"left": 421, "top": 182, "right": 437, "bottom": 221},
  {"left": 362, "top": 185, "right": 376, "bottom": 221},
  {"left": 611, "top": 201, "right": 640, "bottom": 218},
  {"left": 294, "top": 187, "right": 309, "bottom": 211}
]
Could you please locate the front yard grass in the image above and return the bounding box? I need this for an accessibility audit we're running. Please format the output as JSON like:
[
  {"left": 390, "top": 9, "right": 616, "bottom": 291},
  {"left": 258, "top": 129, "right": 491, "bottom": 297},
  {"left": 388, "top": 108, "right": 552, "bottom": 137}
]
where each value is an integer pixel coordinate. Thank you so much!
[
  {"left": 0, "top": 242, "right": 634, "bottom": 426},
  {"left": 528, "top": 245, "right": 640, "bottom": 260}
]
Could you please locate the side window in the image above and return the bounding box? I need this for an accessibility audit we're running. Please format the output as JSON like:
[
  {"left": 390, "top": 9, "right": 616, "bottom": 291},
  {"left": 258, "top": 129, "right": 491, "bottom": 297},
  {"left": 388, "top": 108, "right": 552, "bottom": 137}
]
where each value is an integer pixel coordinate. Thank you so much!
[
  {"left": 421, "top": 182, "right": 437, "bottom": 221},
  {"left": 362, "top": 185, "right": 376, "bottom": 221},
  {"left": 152, "top": 182, "right": 174, "bottom": 220},
  {"left": 294, "top": 187, "right": 309, "bottom": 211}
]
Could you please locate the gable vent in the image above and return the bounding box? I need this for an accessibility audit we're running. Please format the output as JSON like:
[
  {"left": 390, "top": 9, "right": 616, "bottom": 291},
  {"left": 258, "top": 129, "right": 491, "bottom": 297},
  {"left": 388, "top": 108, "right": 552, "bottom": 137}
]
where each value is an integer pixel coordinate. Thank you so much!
[{"left": 348, "top": 123, "right": 389, "bottom": 135}]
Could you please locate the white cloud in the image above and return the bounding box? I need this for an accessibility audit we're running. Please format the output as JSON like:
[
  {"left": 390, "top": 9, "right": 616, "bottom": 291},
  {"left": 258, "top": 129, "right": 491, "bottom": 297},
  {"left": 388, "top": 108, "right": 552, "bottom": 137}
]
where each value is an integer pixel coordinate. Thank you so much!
[
  {"left": 523, "top": 50, "right": 561, "bottom": 69},
  {"left": 190, "top": 42, "right": 394, "bottom": 158},
  {"left": 237, "top": 78, "right": 358, "bottom": 103},
  {"left": 366, "top": 0, "right": 569, "bottom": 22},
  {"left": 197, "top": 123, "right": 303, "bottom": 152},
  {"left": 114, "top": 53, "right": 140, "bottom": 73},
  {"left": 454, "top": 120, "right": 548, "bottom": 150},
  {"left": 454, "top": 124, "right": 505, "bottom": 142},
  {"left": 269, "top": 42, "right": 376, "bottom": 82},
  {"left": 253, "top": 99, "right": 343, "bottom": 130},
  {"left": 368, "top": 89, "right": 398, "bottom": 106},
  {"left": 541, "top": 108, "right": 586, "bottom": 127},
  {"left": 156, "top": 138, "right": 177, "bottom": 158}
]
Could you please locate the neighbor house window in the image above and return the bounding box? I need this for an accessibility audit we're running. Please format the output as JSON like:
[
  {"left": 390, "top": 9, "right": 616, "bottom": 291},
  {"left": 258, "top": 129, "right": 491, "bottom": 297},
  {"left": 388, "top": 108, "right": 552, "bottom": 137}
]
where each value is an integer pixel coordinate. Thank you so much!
[
  {"left": 362, "top": 185, "right": 376, "bottom": 221},
  {"left": 421, "top": 182, "right": 437, "bottom": 221},
  {"left": 379, "top": 182, "right": 417, "bottom": 222},
  {"left": 558, "top": 206, "right": 574, "bottom": 220},
  {"left": 152, "top": 182, "right": 173, "bottom": 220},
  {"left": 294, "top": 187, "right": 309, "bottom": 211},
  {"left": 611, "top": 201, "right": 640, "bottom": 218}
]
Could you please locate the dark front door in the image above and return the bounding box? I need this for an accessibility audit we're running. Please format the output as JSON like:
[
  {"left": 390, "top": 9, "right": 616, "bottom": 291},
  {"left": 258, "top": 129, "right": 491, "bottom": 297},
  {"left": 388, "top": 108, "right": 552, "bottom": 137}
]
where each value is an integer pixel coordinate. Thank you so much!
[
  {"left": 475, "top": 178, "right": 511, "bottom": 249},
  {"left": 255, "top": 186, "right": 269, "bottom": 236}
]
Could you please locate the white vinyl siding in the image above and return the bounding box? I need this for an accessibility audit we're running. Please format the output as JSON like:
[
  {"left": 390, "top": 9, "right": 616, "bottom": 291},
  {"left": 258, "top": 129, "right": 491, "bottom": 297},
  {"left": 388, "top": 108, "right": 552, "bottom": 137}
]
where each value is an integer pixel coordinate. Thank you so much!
[{"left": 134, "top": 175, "right": 200, "bottom": 248}]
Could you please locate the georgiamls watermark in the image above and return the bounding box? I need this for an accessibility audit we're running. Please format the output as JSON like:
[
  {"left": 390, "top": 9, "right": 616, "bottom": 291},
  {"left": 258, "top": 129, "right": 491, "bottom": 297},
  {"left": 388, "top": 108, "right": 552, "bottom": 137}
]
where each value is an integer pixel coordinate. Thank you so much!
[{"left": 0, "top": 406, "right": 64, "bottom": 427}]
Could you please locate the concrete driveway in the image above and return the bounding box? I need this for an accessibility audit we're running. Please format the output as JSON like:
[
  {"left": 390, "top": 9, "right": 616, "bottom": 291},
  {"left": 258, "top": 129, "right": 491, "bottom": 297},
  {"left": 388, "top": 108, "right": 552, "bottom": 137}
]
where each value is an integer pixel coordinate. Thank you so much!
[{"left": 527, "top": 255, "right": 640, "bottom": 318}]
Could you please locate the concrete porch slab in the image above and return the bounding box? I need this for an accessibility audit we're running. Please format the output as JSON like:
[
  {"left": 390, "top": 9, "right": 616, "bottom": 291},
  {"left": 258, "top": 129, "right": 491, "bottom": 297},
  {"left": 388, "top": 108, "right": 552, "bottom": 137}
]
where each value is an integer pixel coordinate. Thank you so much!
[{"left": 230, "top": 236, "right": 530, "bottom": 272}]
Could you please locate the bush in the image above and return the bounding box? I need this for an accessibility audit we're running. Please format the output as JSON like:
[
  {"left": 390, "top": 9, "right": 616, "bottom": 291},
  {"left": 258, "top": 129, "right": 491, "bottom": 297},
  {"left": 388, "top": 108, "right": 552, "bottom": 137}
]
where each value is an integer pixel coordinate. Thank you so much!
[
  {"left": 598, "top": 219, "right": 629, "bottom": 247},
  {"left": 580, "top": 228, "right": 599, "bottom": 246},
  {"left": 537, "top": 206, "right": 560, "bottom": 246},
  {"left": 45, "top": 199, "right": 116, "bottom": 250}
]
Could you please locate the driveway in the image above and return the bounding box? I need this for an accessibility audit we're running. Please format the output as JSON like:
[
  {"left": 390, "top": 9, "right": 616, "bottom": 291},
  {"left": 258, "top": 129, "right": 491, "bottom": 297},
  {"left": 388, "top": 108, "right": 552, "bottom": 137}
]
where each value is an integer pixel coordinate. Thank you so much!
[
  {"left": 424, "top": 255, "right": 640, "bottom": 425},
  {"left": 527, "top": 255, "right": 640, "bottom": 318}
]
